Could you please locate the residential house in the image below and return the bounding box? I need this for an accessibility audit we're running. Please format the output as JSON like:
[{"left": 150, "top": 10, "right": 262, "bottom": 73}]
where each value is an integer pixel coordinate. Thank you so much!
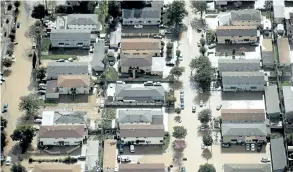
[
  {"left": 117, "top": 109, "right": 163, "bottom": 124},
  {"left": 277, "top": 38, "right": 291, "bottom": 67},
  {"left": 224, "top": 164, "right": 271, "bottom": 172},
  {"left": 221, "top": 109, "right": 266, "bottom": 123},
  {"left": 56, "top": 14, "right": 101, "bottom": 32},
  {"left": 216, "top": 26, "right": 258, "bottom": 44},
  {"left": 218, "top": 59, "right": 260, "bottom": 75},
  {"left": 121, "top": 38, "right": 161, "bottom": 57},
  {"left": 85, "top": 140, "right": 99, "bottom": 171},
  {"left": 119, "top": 124, "right": 164, "bottom": 145},
  {"left": 230, "top": 9, "right": 262, "bottom": 26},
  {"left": 222, "top": 71, "right": 265, "bottom": 91},
  {"left": 271, "top": 137, "right": 287, "bottom": 172},
  {"left": 41, "top": 111, "right": 87, "bottom": 127},
  {"left": 121, "top": 25, "right": 160, "bottom": 37},
  {"left": 114, "top": 84, "right": 165, "bottom": 102},
  {"left": 273, "top": 0, "right": 285, "bottom": 23},
  {"left": 110, "top": 30, "right": 122, "bottom": 49},
  {"left": 120, "top": 53, "right": 153, "bottom": 73},
  {"left": 119, "top": 164, "right": 165, "bottom": 172},
  {"left": 38, "top": 124, "right": 86, "bottom": 146},
  {"left": 215, "top": 0, "right": 256, "bottom": 6},
  {"left": 103, "top": 139, "right": 118, "bottom": 172},
  {"left": 122, "top": 7, "right": 161, "bottom": 26},
  {"left": 221, "top": 122, "right": 268, "bottom": 143},
  {"left": 45, "top": 80, "right": 59, "bottom": 100},
  {"left": 264, "top": 86, "right": 281, "bottom": 118},
  {"left": 47, "top": 62, "right": 88, "bottom": 80},
  {"left": 92, "top": 39, "right": 106, "bottom": 72},
  {"left": 50, "top": 29, "right": 91, "bottom": 48},
  {"left": 261, "top": 39, "right": 274, "bottom": 68},
  {"left": 57, "top": 75, "right": 91, "bottom": 95},
  {"left": 33, "top": 164, "right": 81, "bottom": 172},
  {"left": 282, "top": 86, "right": 293, "bottom": 116}
]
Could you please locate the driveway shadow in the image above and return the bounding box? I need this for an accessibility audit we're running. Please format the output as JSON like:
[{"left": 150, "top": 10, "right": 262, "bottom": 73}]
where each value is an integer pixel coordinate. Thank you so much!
[
  {"left": 216, "top": 44, "right": 256, "bottom": 54},
  {"left": 169, "top": 80, "right": 183, "bottom": 90},
  {"left": 49, "top": 48, "right": 89, "bottom": 56},
  {"left": 221, "top": 92, "right": 263, "bottom": 101},
  {"left": 194, "top": 91, "right": 211, "bottom": 105},
  {"left": 122, "top": 145, "right": 163, "bottom": 155}
]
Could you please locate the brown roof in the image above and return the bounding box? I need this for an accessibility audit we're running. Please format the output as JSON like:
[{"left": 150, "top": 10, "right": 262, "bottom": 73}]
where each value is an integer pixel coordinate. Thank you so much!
[
  {"left": 120, "top": 124, "right": 164, "bottom": 137},
  {"left": 39, "top": 125, "right": 84, "bottom": 138},
  {"left": 221, "top": 109, "right": 265, "bottom": 122},
  {"left": 217, "top": 25, "right": 257, "bottom": 30},
  {"left": 33, "top": 164, "right": 81, "bottom": 172},
  {"left": 121, "top": 38, "right": 161, "bottom": 51},
  {"left": 277, "top": 38, "right": 291, "bottom": 65},
  {"left": 119, "top": 163, "right": 165, "bottom": 172},
  {"left": 57, "top": 75, "right": 90, "bottom": 87},
  {"left": 103, "top": 139, "right": 117, "bottom": 171}
]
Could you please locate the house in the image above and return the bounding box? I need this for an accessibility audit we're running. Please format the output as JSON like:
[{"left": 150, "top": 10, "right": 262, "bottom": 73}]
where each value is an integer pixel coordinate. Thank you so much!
[
  {"left": 224, "top": 164, "right": 271, "bottom": 172},
  {"left": 215, "top": 0, "right": 256, "bottom": 6},
  {"left": 120, "top": 53, "right": 153, "bottom": 73},
  {"left": 50, "top": 29, "right": 91, "bottom": 48},
  {"left": 122, "top": 7, "right": 161, "bottom": 26},
  {"left": 221, "top": 122, "right": 268, "bottom": 143},
  {"left": 261, "top": 39, "right": 274, "bottom": 68},
  {"left": 221, "top": 109, "right": 265, "bottom": 123},
  {"left": 271, "top": 137, "right": 287, "bottom": 172},
  {"left": 264, "top": 86, "right": 281, "bottom": 118},
  {"left": 57, "top": 75, "right": 91, "bottom": 95},
  {"left": 117, "top": 109, "right": 163, "bottom": 124},
  {"left": 119, "top": 163, "right": 165, "bottom": 172},
  {"left": 218, "top": 59, "right": 260, "bottom": 75},
  {"left": 85, "top": 140, "right": 99, "bottom": 172},
  {"left": 114, "top": 84, "right": 165, "bottom": 102},
  {"left": 38, "top": 124, "right": 86, "bottom": 146},
  {"left": 56, "top": 14, "right": 101, "bottom": 32},
  {"left": 119, "top": 124, "right": 164, "bottom": 145},
  {"left": 103, "top": 139, "right": 118, "bottom": 172},
  {"left": 277, "top": 38, "right": 291, "bottom": 67},
  {"left": 222, "top": 71, "right": 265, "bottom": 91},
  {"left": 41, "top": 111, "right": 87, "bottom": 126},
  {"left": 273, "top": 0, "right": 285, "bottom": 23},
  {"left": 33, "top": 164, "right": 81, "bottom": 172},
  {"left": 45, "top": 80, "right": 59, "bottom": 100},
  {"left": 47, "top": 62, "right": 88, "bottom": 80},
  {"left": 92, "top": 39, "right": 105, "bottom": 72},
  {"left": 121, "top": 38, "right": 161, "bottom": 57},
  {"left": 121, "top": 25, "right": 159, "bottom": 37},
  {"left": 282, "top": 86, "right": 293, "bottom": 115},
  {"left": 216, "top": 26, "right": 258, "bottom": 44},
  {"left": 230, "top": 9, "right": 262, "bottom": 26},
  {"left": 110, "top": 30, "right": 122, "bottom": 49}
]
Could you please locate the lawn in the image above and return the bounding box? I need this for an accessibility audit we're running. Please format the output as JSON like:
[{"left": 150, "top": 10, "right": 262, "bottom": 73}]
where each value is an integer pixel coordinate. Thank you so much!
[
  {"left": 281, "top": 81, "right": 292, "bottom": 87},
  {"left": 39, "top": 100, "right": 58, "bottom": 106},
  {"left": 273, "top": 45, "right": 279, "bottom": 63},
  {"left": 163, "top": 132, "right": 171, "bottom": 152},
  {"left": 41, "top": 38, "right": 50, "bottom": 52},
  {"left": 95, "top": 2, "right": 108, "bottom": 33},
  {"left": 41, "top": 54, "right": 77, "bottom": 60},
  {"left": 106, "top": 67, "right": 119, "bottom": 80}
]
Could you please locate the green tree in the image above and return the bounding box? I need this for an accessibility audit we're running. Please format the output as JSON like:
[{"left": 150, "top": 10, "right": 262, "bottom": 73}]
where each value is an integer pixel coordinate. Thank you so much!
[
  {"left": 203, "top": 134, "right": 213, "bottom": 147},
  {"left": 174, "top": 108, "right": 181, "bottom": 114},
  {"left": 173, "top": 139, "right": 186, "bottom": 152},
  {"left": 1, "top": 130, "right": 7, "bottom": 151},
  {"left": 166, "top": 0, "right": 188, "bottom": 31},
  {"left": 166, "top": 95, "right": 177, "bottom": 106},
  {"left": 198, "top": 164, "right": 216, "bottom": 172},
  {"left": 191, "top": 1, "right": 208, "bottom": 20},
  {"left": 172, "top": 126, "right": 187, "bottom": 139},
  {"left": 202, "top": 148, "right": 212, "bottom": 163},
  {"left": 170, "top": 66, "right": 185, "bottom": 78},
  {"left": 121, "top": 1, "right": 145, "bottom": 9},
  {"left": 1, "top": 117, "right": 7, "bottom": 129},
  {"left": 174, "top": 116, "right": 181, "bottom": 123},
  {"left": 19, "top": 95, "right": 40, "bottom": 118},
  {"left": 108, "top": 1, "right": 121, "bottom": 18},
  {"left": 200, "top": 46, "right": 207, "bottom": 55},
  {"left": 2, "top": 58, "right": 13, "bottom": 68},
  {"left": 198, "top": 109, "right": 211, "bottom": 124},
  {"left": 31, "top": 4, "right": 47, "bottom": 19},
  {"left": 11, "top": 125, "right": 35, "bottom": 153},
  {"left": 206, "top": 30, "right": 216, "bottom": 44},
  {"left": 192, "top": 56, "right": 212, "bottom": 91},
  {"left": 36, "top": 67, "right": 46, "bottom": 81},
  {"left": 200, "top": 38, "right": 206, "bottom": 46},
  {"left": 11, "top": 163, "right": 27, "bottom": 172}
]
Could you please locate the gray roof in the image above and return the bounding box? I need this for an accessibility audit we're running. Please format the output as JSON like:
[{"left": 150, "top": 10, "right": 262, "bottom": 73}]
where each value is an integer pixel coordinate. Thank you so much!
[
  {"left": 119, "top": 163, "right": 165, "bottom": 172},
  {"left": 122, "top": 8, "right": 161, "bottom": 19},
  {"left": 218, "top": 59, "right": 260, "bottom": 64},
  {"left": 47, "top": 62, "right": 89, "bottom": 75},
  {"left": 53, "top": 111, "right": 86, "bottom": 124},
  {"left": 271, "top": 138, "right": 287, "bottom": 171},
  {"left": 92, "top": 39, "right": 105, "bottom": 72},
  {"left": 50, "top": 29, "right": 91, "bottom": 40},
  {"left": 218, "top": 59, "right": 260, "bottom": 72},
  {"left": 222, "top": 123, "right": 268, "bottom": 136},
  {"left": 85, "top": 140, "right": 100, "bottom": 171},
  {"left": 120, "top": 54, "right": 153, "bottom": 67},
  {"left": 118, "top": 109, "right": 163, "bottom": 124},
  {"left": 67, "top": 14, "right": 99, "bottom": 26},
  {"left": 46, "top": 80, "right": 58, "bottom": 94},
  {"left": 230, "top": 9, "right": 261, "bottom": 21},
  {"left": 264, "top": 86, "right": 280, "bottom": 115},
  {"left": 122, "top": 25, "right": 159, "bottom": 34},
  {"left": 224, "top": 164, "right": 271, "bottom": 172},
  {"left": 216, "top": 26, "right": 258, "bottom": 36},
  {"left": 119, "top": 124, "right": 164, "bottom": 137},
  {"left": 222, "top": 72, "right": 265, "bottom": 85},
  {"left": 261, "top": 51, "right": 274, "bottom": 65},
  {"left": 282, "top": 86, "right": 293, "bottom": 114},
  {"left": 115, "top": 84, "right": 164, "bottom": 99}
]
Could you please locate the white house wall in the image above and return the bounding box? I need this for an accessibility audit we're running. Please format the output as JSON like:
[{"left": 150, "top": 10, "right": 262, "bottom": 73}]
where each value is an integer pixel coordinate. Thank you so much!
[
  {"left": 223, "top": 84, "right": 264, "bottom": 91},
  {"left": 121, "top": 136, "right": 164, "bottom": 145},
  {"left": 217, "top": 36, "right": 257, "bottom": 44},
  {"left": 123, "top": 18, "right": 161, "bottom": 25},
  {"left": 67, "top": 24, "right": 97, "bottom": 31},
  {"left": 58, "top": 87, "right": 90, "bottom": 94},
  {"left": 50, "top": 38, "right": 90, "bottom": 48},
  {"left": 39, "top": 137, "right": 84, "bottom": 146}
]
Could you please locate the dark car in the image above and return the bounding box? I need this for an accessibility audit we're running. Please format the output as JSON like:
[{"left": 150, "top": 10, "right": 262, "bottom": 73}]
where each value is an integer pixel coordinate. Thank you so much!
[
  {"left": 119, "top": 144, "right": 124, "bottom": 153},
  {"left": 222, "top": 143, "right": 231, "bottom": 148},
  {"left": 16, "top": 22, "right": 20, "bottom": 28},
  {"left": 2, "top": 103, "right": 8, "bottom": 113}
]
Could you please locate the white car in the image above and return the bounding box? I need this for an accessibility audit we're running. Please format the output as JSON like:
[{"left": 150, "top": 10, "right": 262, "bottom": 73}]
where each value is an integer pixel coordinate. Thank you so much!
[
  {"left": 199, "top": 100, "right": 203, "bottom": 107},
  {"left": 5, "top": 156, "right": 11, "bottom": 166},
  {"left": 134, "top": 25, "right": 143, "bottom": 29},
  {"left": 201, "top": 143, "right": 207, "bottom": 149},
  {"left": 34, "top": 119, "right": 42, "bottom": 124},
  {"left": 56, "top": 59, "right": 65, "bottom": 62},
  {"left": 68, "top": 58, "right": 73, "bottom": 62},
  {"left": 251, "top": 144, "right": 256, "bottom": 151},
  {"left": 154, "top": 35, "right": 162, "bottom": 39},
  {"left": 178, "top": 56, "right": 183, "bottom": 61},
  {"left": 39, "top": 83, "right": 46, "bottom": 87},
  {"left": 261, "top": 158, "right": 270, "bottom": 163},
  {"left": 130, "top": 145, "right": 135, "bottom": 153}
]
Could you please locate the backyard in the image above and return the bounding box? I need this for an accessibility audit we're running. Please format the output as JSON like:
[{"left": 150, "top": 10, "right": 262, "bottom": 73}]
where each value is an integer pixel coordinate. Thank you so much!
[
  {"left": 106, "top": 67, "right": 119, "bottom": 80},
  {"left": 41, "top": 54, "right": 77, "bottom": 60}
]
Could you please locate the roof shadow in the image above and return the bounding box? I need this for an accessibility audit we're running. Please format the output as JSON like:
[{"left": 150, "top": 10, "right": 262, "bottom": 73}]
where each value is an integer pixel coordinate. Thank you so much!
[{"left": 221, "top": 92, "right": 263, "bottom": 101}]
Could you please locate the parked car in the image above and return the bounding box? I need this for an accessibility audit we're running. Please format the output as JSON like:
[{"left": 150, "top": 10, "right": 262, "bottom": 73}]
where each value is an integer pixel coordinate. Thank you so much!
[
  {"left": 68, "top": 58, "right": 74, "bottom": 62},
  {"left": 197, "top": 41, "right": 201, "bottom": 47},
  {"left": 199, "top": 100, "right": 203, "bottom": 107},
  {"left": 2, "top": 103, "right": 8, "bottom": 113},
  {"left": 153, "top": 35, "right": 162, "bottom": 39},
  {"left": 38, "top": 90, "right": 46, "bottom": 95},
  {"left": 181, "top": 167, "right": 186, "bottom": 172},
  {"left": 34, "top": 119, "right": 42, "bottom": 124},
  {"left": 181, "top": 102, "right": 184, "bottom": 110},
  {"left": 250, "top": 42, "right": 259, "bottom": 46},
  {"left": 192, "top": 106, "right": 196, "bottom": 113},
  {"left": 56, "top": 59, "right": 65, "bottom": 62},
  {"left": 144, "top": 81, "right": 154, "bottom": 86},
  {"left": 130, "top": 145, "right": 135, "bottom": 153},
  {"left": 251, "top": 143, "right": 256, "bottom": 151},
  {"left": 245, "top": 144, "right": 250, "bottom": 151},
  {"left": 154, "top": 82, "right": 161, "bottom": 86},
  {"left": 261, "top": 158, "right": 270, "bottom": 163},
  {"left": 180, "top": 89, "right": 184, "bottom": 95},
  {"left": 222, "top": 143, "right": 231, "bottom": 148},
  {"left": 180, "top": 94, "right": 184, "bottom": 101},
  {"left": 1, "top": 153, "right": 4, "bottom": 161},
  {"left": 208, "top": 44, "right": 217, "bottom": 49},
  {"left": 119, "top": 144, "right": 124, "bottom": 153},
  {"left": 201, "top": 143, "right": 207, "bottom": 149},
  {"left": 216, "top": 104, "right": 222, "bottom": 110},
  {"left": 134, "top": 25, "right": 143, "bottom": 28},
  {"left": 38, "top": 86, "right": 46, "bottom": 90},
  {"left": 159, "top": 24, "right": 166, "bottom": 28},
  {"left": 39, "top": 83, "right": 46, "bottom": 87},
  {"left": 16, "top": 22, "right": 20, "bottom": 28},
  {"left": 178, "top": 55, "right": 183, "bottom": 61},
  {"left": 5, "top": 156, "right": 11, "bottom": 166},
  {"left": 166, "top": 61, "right": 175, "bottom": 66}
]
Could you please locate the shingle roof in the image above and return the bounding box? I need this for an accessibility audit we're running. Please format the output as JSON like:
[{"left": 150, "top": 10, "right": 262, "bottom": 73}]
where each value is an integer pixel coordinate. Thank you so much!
[
  {"left": 57, "top": 75, "right": 90, "bottom": 87},
  {"left": 222, "top": 123, "right": 268, "bottom": 136},
  {"left": 33, "top": 164, "right": 81, "bottom": 172},
  {"left": 221, "top": 109, "right": 265, "bottom": 122},
  {"left": 218, "top": 59, "right": 260, "bottom": 72},
  {"left": 103, "top": 140, "right": 117, "bottom": 171},
  {"left": 92, "top": 39, "right": 105, "bottom": 72},
  {"left": 53, "top": 111, "right": 86, "bottom": 124},
  {"left": 118, "top": 109, "right": 163, "bottom": 124},
  {"left": 47, "top": 62, "right": 89, "bottom": 77},
  {"left": 120, "top": 53, "right": 153, "bottom": 67},
  {"left": 222, "top": 71, "right": 265, "bottom": 85},
  {"left": 224, "top": 164, "right": 271, "bottom": 172},
  {"left": 46, "top": 80, "right": 58, "bottom": 94},
  {"left": 67, "top": 14, "right": 99, "bottom": 25},
  {"left": 39, "top": 125, "right": 84, "bottom": 138},
  {"left": 277, "top": 38, "right": 291, "bottom": 65},
  {"left": 120, "top": 124, "right": 164, "bottom": 137},
  {"left": 264, "top": 86, "right": 280, "bottom": 115},
  {"left": 230, "top": 9, "right": 261, "bottom": 21},
  {"left": 271, "top": 138, "right": 287, "bottom": 171},
  {"left": 218, "top": 59, "right": 260, "bottom": 64},
  {"left": 119, "top": 163, "right": 165, "bottom": 172},
  {"left": 121, "top": 38, "right": 161, "bottom": 51},
  {"left": 115, "top": 84, "right": 165, "bottom": 98},
  {"left": 122, "top": 25, "right": 159, "bottom": 34},
  {"left": 122, "top": 8, "right": 161, "bottom": 19},
  {"left": 50, "top": 29, "right": 91, "bottom": 39},
  {"left": 216, "top": 26, "right": 258, "bottom": 36},
  {"left": 282, "top": 86, "right": 293, "bottom": 114}
]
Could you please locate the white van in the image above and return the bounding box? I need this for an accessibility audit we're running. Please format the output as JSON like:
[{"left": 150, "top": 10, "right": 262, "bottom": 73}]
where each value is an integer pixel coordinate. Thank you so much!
[
  {"left": 130, "top": 145, "right": 135, "bottom": 153},
  {"left": 5, "top": 156, "right": 11, "bottom": 166}
]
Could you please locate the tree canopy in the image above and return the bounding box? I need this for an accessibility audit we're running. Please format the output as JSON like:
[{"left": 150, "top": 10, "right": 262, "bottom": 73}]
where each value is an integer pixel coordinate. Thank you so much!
[
  {"left": 202, "top": 134, "right": 213, "bottom": 147},
  {"left": 2, "top": 58, "right": 13, "bottom": 68},
  {"left": 121, "top": 1, "right": 146, "bottom": 9},
  {"left": 202, "top": 148, "right": 212, "bottom": 162},
  {"left": 191, "top": 1, "right": 208, "bottom": 19},
  {"left": 166, "top": 95, "right": 177, "bottom": 106},
  {"left": 11, "top": 125, "right": 35, "bottom": 153},
  {"left": 19, "top": 95, "right": 40, "bottom": 118},
  {"left": 108, "top": 1, "right": 121, "bottom": 18},
  {"left": 31, "top": 4, "right": 47, "bottom": 19},
  {"left": 1, "top": 117, "right": 7, "bottom": 129},
  {"left": 191, "top": 55, "right": 212, "bottom": 91},
  {"left": 173, "top": 139, "right": 186, "bottom": 152},
  {"left": 174, "top": 108, "right": 181, "bottom": 114},
  {"left": 170, "top": 66, "right": 185, "bottom": 78},
  {"left": 166, "top": 0, "right": 188, "bottom": 27},
  {"left": 11, "top": 163, "right": 27, "bottom": 172},
  {"left": 172, "top": 126, "right": 187, "bottom": 139},
  {"left": 198, "top": 163, "right": 216, "bottom": 172},
  {"left": 36, "top": 67, "right": 46, "bottom": 81},
  {"left": 198, "top": 109, "right": 212, "bottom": 124}
]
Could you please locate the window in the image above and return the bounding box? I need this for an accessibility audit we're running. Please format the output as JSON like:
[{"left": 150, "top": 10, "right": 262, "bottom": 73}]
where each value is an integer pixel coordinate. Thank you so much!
[
  {"left": 59, "top": 43, "right": 64, "bottom": 45},
  {"left": 244, "top": 39, "right": 249, "bottom": 41},
  {"left": 231, "top": 139, "right": 237, "bottom": 142},
  {"left": 239, "top": 36, "right": 242, "bottom": 37},
  {"left": 148, "top": 21, "right": 151, "bottom": 23},
  {"left": 231, "top": 87, "right": 236, "bottom": 89},
  {"left": 160, "top": 140, "right": 163, "bottom": 143},
  {"left": 250, "top": 87, "right": 257, "bottom": 89}
]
